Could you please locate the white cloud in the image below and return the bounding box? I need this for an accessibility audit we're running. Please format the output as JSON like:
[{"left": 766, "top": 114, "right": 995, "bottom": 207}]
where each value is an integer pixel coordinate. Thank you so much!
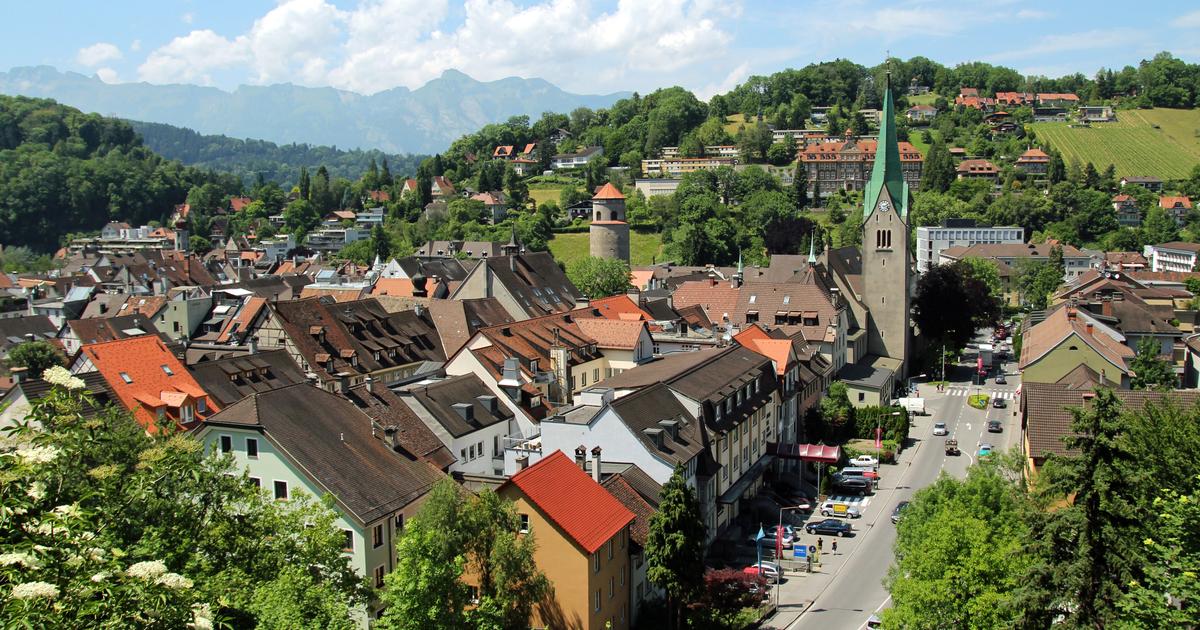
[
  {"left": 697, "top": 61, "right": 751, "bottom": 100},
  {"left": 1175, "top": 10, "right": 1200, "bottom": 28},
  {"left": 988, "top": 28, "right": 1144, "bottom": 62},
  {"left": 76, "top": 42, "right": 122, "bottom": 67},
  {"left": 136, "top": 0, "right": 737, "bottom": 94},
  {"left": 1015, "top": 8, "right": 1049, "bottom": 20},
  {"left": 95, "top": 68, "right": 119, "bottom": 83}
]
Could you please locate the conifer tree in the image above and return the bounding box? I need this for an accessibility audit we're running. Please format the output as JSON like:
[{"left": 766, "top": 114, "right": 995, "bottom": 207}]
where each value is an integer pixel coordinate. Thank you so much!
[{"left": 646, "top": 466, "right": 706, "bottom": 630}]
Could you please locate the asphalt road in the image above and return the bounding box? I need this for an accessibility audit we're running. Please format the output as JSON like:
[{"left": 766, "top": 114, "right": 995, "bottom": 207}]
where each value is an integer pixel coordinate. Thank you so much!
[{"left": 782, "top": 336, "right": 1020, "bottom": 630}]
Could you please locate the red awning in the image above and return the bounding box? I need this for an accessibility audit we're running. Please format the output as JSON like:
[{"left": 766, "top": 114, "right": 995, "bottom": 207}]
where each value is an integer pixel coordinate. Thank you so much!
[{"left": 767, "top": 442, "right": 840, "bottom": 463}]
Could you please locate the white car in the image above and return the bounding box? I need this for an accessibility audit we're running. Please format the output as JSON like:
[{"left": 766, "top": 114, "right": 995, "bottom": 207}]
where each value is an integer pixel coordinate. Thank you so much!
[
  {"left": 932, "top": 422, "right": 948, "bottom": 436},
  {"left": 848, "top": 455, "right": 878, "bottom": 468},
  {"left": 819, "top": 500, "right": 862, "bottom": 518}
]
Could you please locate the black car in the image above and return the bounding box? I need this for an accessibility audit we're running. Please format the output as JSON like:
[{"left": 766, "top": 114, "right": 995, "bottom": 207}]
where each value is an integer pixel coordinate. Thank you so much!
[
  {"left": 832, "top": 476, "right": 871, "bottom": 495},
  {"left": 995, "top": 374, "right": 1008, "bottom": 385},
  {"left": 987, "top": 420, "right": 1003, "bottom": 433},
  {"left": 891, "top": 501, "right": 911, "bottom": 524},
  {"left": 992, "top": 397, "right": 1007, "bottom": 409},
  {"left": 805, "top": 518, "right": 853, "bottom": 537}
]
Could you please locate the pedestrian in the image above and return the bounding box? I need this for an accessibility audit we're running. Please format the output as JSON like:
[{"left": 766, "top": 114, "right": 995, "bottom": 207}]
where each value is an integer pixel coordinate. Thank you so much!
[
  {"left": 832, "top": 540, "right": 838, "bottom": 555},
  {"left": 817, "top": 537, "right": 823, "bottom": 552}
]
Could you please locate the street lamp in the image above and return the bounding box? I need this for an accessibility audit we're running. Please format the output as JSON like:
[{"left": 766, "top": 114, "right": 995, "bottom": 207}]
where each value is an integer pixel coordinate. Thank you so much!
[{"left": 773, "top": 505, "right": 807, "bottom": 609}]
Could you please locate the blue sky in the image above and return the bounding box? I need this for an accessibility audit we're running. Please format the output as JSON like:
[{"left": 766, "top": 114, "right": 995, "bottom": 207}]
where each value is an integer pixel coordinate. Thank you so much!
[{"left": 3, "top": 1, "right": 1199, "bottom": 97}]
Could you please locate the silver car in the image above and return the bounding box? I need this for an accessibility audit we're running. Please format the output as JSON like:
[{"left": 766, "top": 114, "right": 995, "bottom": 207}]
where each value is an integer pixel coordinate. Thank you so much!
[{"left": 932, "top": 422, "right": 948, "bottom": 436}]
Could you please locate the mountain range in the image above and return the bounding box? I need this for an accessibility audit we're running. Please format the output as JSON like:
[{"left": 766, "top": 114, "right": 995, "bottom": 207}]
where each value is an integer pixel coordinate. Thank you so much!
[{"left": 0, "top": 66, "right": 630, "bottom": 154}]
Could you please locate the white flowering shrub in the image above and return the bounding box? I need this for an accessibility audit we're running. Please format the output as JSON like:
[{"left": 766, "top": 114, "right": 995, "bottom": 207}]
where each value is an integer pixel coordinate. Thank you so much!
[{"left": 0, "top": 378, "right": 366, "bottom": 627}]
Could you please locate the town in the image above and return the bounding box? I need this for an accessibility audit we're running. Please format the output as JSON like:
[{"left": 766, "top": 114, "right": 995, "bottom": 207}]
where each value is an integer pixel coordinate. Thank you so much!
[{"left": 2, "top": 4, "right": 1200, "bottom": 629}]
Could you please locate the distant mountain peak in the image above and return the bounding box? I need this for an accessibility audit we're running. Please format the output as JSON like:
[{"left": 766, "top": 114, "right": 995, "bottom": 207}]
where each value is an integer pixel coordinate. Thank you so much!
[{"left": 0, "top": 65, "right": 631, "bottom": 154}]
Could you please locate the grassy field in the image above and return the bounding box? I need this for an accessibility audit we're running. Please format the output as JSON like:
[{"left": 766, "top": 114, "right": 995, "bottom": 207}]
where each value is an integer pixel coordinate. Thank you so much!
[
  {"left": 528, "top": 185, "right": 564, "bottom": 207},
  {"left": 906, "top": 128, "right": 937, "bottom": 156},
  {"left": 723, "top": 113, "right": 750, "bottom": 136},
  {"left": 906, "top": 93, "right": 939, "bottom": 106},
  {"left": 547, "top": 230, "right": 665, "bottom": 268},
  {"left": 1032, "top": 108, "right": 1200, "bottom": 179}
]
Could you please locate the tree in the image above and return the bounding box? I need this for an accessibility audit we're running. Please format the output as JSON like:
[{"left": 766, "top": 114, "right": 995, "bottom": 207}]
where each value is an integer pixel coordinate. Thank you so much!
[
  {"left": 817, "top": 381, "right": 855, "bottom": 442},
  {"left": 1014, "top": 259, "right": 1062, "bottom": 310},
  {"left": 646, "top": 466, "right": 706, "bottom": 630},
  {"left": 912, "top": 261, "right": 1001, "bottom": 351},
  {"left": 1047, "top": 149, "right": 1066, "bottom": 185},
  {"left": 791, "top": 161, "right": 809, "bottom": 210},
  {"left": 0, "top": 370, "right": 365, "bottom": 628},
  {"left": 691, "top": 569, "right": 766, "bottom": 629},
  {"left": 566, "top": 256, "right": 631, "bottom": 298},
  {"left": 1130, "top": 336, "right": 1177, "bottom": 390},
  {"left": 379, "top": 479, "right": 547, "bottom": 630},
  {"left": 5, "top": 340, "right": 62, "bottom": 377},
  {"left": 1015, "top": 389, "right": 1143, "bottom": 627},
  {"left": 1143, "top": 205, "right": 1180, "bottom": 244},
  {"left": 504, "top": 166, "right": 528, "bottom": 209},
  {"left": 1117, "top": 481, "right": 1200, "bottom": 625},
  {"left": 958, "top": 257, "right": 1003, "bottom": 301},
  {"left": 919, "top": 140, "right": 956, "bottom": 193}
]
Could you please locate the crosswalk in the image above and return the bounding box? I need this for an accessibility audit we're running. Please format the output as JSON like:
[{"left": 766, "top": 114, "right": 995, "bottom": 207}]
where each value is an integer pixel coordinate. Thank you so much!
[
  {"left": 826, "top": 495, "right": 872, "bottom": 508},
  {"left": 944, "top": 388, "right": 1017, "bottom": 399}
]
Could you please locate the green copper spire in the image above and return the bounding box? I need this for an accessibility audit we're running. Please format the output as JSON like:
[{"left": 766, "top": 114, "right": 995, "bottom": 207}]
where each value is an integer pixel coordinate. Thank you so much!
[{"left": 863, "top": 72, "right": 908, "bottom": 220}]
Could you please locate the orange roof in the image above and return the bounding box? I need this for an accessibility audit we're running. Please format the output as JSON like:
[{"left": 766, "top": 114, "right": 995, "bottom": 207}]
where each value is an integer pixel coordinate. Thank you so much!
[
  {"left": 578, "top": 295, "right": 653, "bottom": 321},
  {"left": 1112, "top": 194, "right": 1133, "bottom": 202},
  {"left": 1018, "top": 307, "right": 1134, "bottom": 376},
  {"left": 673, "top": 278, "right": 741, "bottom": 322},
  {"left": 370, "top": 278, "right": 416, "bottom": 297},
  {"left": 592, "top": 182, "right": 625, "bottom": 200},
  {"left": 299, "top": 286, "right": 368, "bottom": 302},
  {"left": 229, "top": 197, "right": 253, "bottom": 212},
  {"left": 630, "top": 269, "right": 653, "bottom": 290},
  {"left": 574, "top": 318, "right": 646, "bottom": 350},
  {"left": 502, "top": 450, "right": 635, "bottom": 554},
  {"left": 217, "top": 297, "right": 267, "bottom": 342},
  {"left": 82, "top": 335, "right": 217, "bottom": 433},
  {"left": 1160, "top": 196, "right": 1192, "bottom": 209}
]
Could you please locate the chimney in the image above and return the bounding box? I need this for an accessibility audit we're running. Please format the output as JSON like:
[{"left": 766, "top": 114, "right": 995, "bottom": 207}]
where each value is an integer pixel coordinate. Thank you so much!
[
  {"left": 365, "top": 376, "right": 374, "bottom": 395},
  {"left": 591, "top": 446, "right": 602, "bottom": 483},
  {"left": 452, "top": 403, "right": 474, "bottom": 422},
  {"left": 1085, "top": 322, "right": 1094, "bottom": 336},
  {"left": 574, "top": 445, "right": 587, "bottom": 470},
  {"left": 577, "top": 295, "right": 590, "bottom": 309},
  {"left": 477, "top": 394, "right": 499, "bottom": 414},
  {"left": 248, "top": 336, "right": 259, "bottom": 355},
  {"left": 499, "top": 357, "right": 522, "bottom": 399},
  {"left": 10, "top": 367, "right": 28, "bottom": 384},
  {"left": 516, "top": 454, "right": 530, "bottom": 471}
]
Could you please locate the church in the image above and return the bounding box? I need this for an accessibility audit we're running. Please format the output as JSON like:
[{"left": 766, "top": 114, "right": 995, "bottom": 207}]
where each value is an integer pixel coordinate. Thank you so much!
[{"left": 819, "top": 73, "right": 916, "bottom": 402}]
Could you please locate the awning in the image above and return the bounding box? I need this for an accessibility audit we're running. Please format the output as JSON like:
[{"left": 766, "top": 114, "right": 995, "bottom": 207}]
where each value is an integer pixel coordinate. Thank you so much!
[
  {"left": 766, "top": 442, "right": 840, "bottom": 463},
  {"left": 718, "top": 454, "right": 772, "bottom": 504}
]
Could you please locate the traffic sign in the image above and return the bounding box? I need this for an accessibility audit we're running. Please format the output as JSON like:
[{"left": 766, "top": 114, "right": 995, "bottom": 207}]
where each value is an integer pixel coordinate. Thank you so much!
[{"left": 793, "top": 545, "right": 807, "bottom": 559}]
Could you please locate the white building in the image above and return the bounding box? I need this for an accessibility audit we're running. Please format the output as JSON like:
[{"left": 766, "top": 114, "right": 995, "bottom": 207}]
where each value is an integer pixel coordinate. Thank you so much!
[
  {"left": 916, "top": 220, "right": 1025, "bottom": 273},
  {"left": 1144, "top": 241, "right": 1200, "bottom": 273}
]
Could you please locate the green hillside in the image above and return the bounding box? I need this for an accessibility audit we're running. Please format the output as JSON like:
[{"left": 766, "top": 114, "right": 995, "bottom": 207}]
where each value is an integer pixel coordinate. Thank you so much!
[
  {"left": 547, "top": 230, "right": 664, "bottom": 268},
  {"left": 1032, "top": 108, "right": 1200, "bottom": 179}
]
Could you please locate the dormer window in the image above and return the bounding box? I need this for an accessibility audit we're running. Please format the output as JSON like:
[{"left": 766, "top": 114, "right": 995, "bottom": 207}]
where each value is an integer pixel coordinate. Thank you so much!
[
  {"left": 530, "top": 360, "right": 539, "bottom": 372},
  {"left": 119, "top": 372, "right": 133, "bottom": 384},
  {"left": 197, "top": 398, "right": 207, "bottom": 413}
]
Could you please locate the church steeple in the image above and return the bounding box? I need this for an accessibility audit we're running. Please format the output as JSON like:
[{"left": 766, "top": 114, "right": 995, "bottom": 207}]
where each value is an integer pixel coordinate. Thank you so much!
[{"left": 863, "top": 72, "right": 908, "bottom": 220}]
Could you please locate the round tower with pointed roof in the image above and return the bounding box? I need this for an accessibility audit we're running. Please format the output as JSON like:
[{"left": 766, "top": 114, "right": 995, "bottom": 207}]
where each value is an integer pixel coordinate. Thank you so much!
[{"left": 589, "top": 182, "right": 629, "bottom": 263}]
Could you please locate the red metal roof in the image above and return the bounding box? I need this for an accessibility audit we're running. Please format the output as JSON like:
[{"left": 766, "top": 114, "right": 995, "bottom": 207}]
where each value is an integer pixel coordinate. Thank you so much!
[{"left": 503, "top": 450, "right": 635, "bottom": 554}]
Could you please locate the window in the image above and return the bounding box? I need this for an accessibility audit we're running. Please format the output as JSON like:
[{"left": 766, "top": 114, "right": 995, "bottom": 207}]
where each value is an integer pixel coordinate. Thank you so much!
[
  {"left": 342, "top": 530, "right": 354, "bottom": 552},
  {"left": 477, "top": 441, "right": 484, "bottom": 458},
  {"left": 594, "top": 589, "right": 601, "bottom": 612},
  {"left": 181, "top": 404, "right": 194, "bottom": 423},
  {"left": 469, "top": 444, "right": 476, "bottom": 459},
  {"left": 858, "top": 392, "right": 866, "bottom": 402},
  {"left": 248, "top": 476, "right": 260, "bottom": 488},
  {"left": 593, "top": 551, "right": 600, "bottom": 573},
  {"left": 119, "top": 372, "right": 133, "bottom": 384},
  {"left": 395, "top": 514, "right": 405, "bottom": 531},
  {"left": 582, "top": 372, "right": 588, "bottom": 387},
  {"left": 246, "top": 438, "right": 258, "bottom": 458},
  {"left": 374, "top": 565, "right": 385, "bottom": 589},
  {"left": 219, "top": 435, "right": 232, "bottom": 454},
  {"left": 373, "top": 524, "right": 384, "bottom": 548},
  {"left": 607, "top": 539, "right": 613, "bottom": 560},
  {"left": 197, "top": 398, "right": 207, "bottom": 413},
  {"left": 160, "top": 364, "right": 174, "bottom": 376},
  {"left": 467, "top": 585, "right": 480, "bottom": 604},
  {"left": 273, "top": 480, "right": 289, "bottom": 500},
  {"left": 609, "top": 575, "right": 614, "bottom": 599},
  {"left": 593, "top": 368, "right": 599, "bottom": 382}
]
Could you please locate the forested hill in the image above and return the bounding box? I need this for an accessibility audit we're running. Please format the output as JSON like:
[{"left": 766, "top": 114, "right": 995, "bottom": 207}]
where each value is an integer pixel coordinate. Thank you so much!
[
  {"left": 127, "top": 120, "right": 426, "bottom": 188},
  {"left": 0, "top": 95, "right": 236, "bottom": 252}
]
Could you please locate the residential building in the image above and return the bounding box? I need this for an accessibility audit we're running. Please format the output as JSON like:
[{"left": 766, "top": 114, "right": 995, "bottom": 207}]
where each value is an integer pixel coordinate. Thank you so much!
[
  {"left": 633, "top": 178, "right": 681, "bottom": 198},
  {"left": 915, "top": 220, "right": 1025, "bottom": 273},
  {"left": 640, "top": 157, "right": 737, "bottom": 177},
  {"left": 153, "top": 287, "right": 213, "bottom": 341},
  {"left": 471, "top": 191, "right": 508, "bottom": 224},
  {"left": 197, "top": 384, "right": 445, "bottom": 620},
  {"left": 1036, "top": 93, "right": 1080, "bottom": 106},
  {"left": 186, "top": 348, "right": 308, "bottom": 407},
  {"left": 1121, "top": 176, "right": 1163, "bottom": 193},
  {"left": 1144, "top": 241, "right": 1200, "bottom": 273},
  {"left": 1079, "top": 105, "right": 1116, "bottom": 122},
  {"left": 552, "top": 146, "right": 604, "bottom": 170},
  {"left": 0, "top": 315, "right": 57, "bottom": 363},
  {"left": 955, "top": 159, "right": 999, "bottom": 181},
  {"left": 78, "top": 335, "right": 219, "bottom": 433},
  {"left": 1032, "top": 107, "right": 1068, "bottom": 122},
  {"left": 450, "top": 248, "right": 582, "bottom": 320},
  {"left": 905, "top": 104, "right": 937, "bottom": 123},
  {"left": 415, "top": 240, "right": 505, "bottom": 259},
  {"left": 1160, "top": 195, "right": 1192, "bottom": 224},
  {"left": 60, "top": 313, "right": 157, "bottom": 356},
  {"left": 1113, "top": 194, "right": 1141, "bottom": 226},
  {"left": 498, "top": 450, "right": 635, "bottom": 630},
  {"left": 1015, "top": 148, "right": 1050, "bottom": 175},
  {"left": 1017, "top": 306, "right": 1134, "bottom": 387},
  {"left": 939, "top": 242, "right": 1091, "bottom": 282},
  {"left": 797, "top": 136, "right": 923, "bottom": 200},
  {"left": 0, "top": 370, "right": 113, "bottom": 429},
  {"left": 995, "top": 91, "right": 1034, "bottom": 106},
  {"left": 394, "top": 373, "right": 515, "bottom": 476},
  {"left": 307, "top": 227, "right": 368, "bottom": 254},
  {"left": 1050, "top": 277, "right": 1183, "bottom": 361},
  {"left": 598, "top": 465, "right": 662, "bottom": 627}
]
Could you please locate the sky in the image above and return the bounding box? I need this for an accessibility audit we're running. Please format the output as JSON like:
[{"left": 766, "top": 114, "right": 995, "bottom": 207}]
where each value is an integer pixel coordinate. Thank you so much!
[{"left": 4, "top": 0, "right": 1200, "bottom": 98}]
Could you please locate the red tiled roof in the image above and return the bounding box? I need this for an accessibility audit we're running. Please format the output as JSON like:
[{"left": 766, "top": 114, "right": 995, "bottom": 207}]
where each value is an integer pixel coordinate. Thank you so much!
[
  {"left": 503, "top": 450, "right": 634, "bottom": 554},
  {"left": 1112, "top": 194, "right": 1133, "bottom": 202},
  {"left": 1159, "top": 196, "right": 1192, "bottom": 209},
  {"left": 593, "top": 182, "right": 625, "bottom": 200},
  {"left": 493, "top": 145, "right": 514, "bottom": 158},
  {"left": 82, "top": 335, "right": 217, "bottom": 433},
  {"left": 229, "top": 197, "right": 253, "bottom": 212},
  {"left": 368, "top": 190, "right": 390, "bottom": 202},
  {"left": 957, "top": 159, "right": 998, "bottom": 174},
  {"left": 574, "top": 318, "right": 646, "bottom": 350},
  {"left": 672, "top": 278, "right": 741, "bottom": 322},
  {"left": 370, "top": 278, "right": 416, "bottom": 297},
  {"left": 577, "top": 295, "right": 653, "bottom": 322}
]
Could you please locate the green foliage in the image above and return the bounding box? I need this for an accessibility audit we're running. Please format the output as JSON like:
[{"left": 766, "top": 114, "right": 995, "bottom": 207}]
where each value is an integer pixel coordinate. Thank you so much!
[
  {"left": 1130, "top": 337, "right": 1178, "bottom": 390},
  {"left": 646, "top": 466, "right": 706, "bottom": 629},
  {"left": 967, "top": 394, "right": 990, "bottom": 410},
  {"left": 884, "top": 460, "right": 1031, "bottom": 629},
  {"left": 4, "top": 340, "right": 63, "bottom": 377},
  {"left": 919, "top": 139, "right": 956, "bottom": 193},
  {"left": 912, "top": 261, "right": 1001, "bottom": 352},
  {"left": 1015, "top": 259, "right": 1063, "bottom": 310},
  {"left": 1117, "top": 480, "right": 1200, "bottom": 625},
  {"left": 958, "top": 257, "right": 1003, "bottom": 299},
  {"left": 0, "top": 246, "right": 56, "bottom": 273},
  {"left": 566, "top": 256, "right": 631, "bottom": 298},
  {"left": 0, "top": 375, "right": 365, "bottom": 628}
]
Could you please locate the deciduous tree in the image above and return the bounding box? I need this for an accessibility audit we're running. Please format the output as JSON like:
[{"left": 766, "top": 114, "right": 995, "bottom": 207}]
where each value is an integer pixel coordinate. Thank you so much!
[
  {"left": 1130, "top": 336, "right": 1177, "bottom": 390},
  {"left": 646, "top": 466, "right": 706, "bottom": 630},
  {"left": 5, "top": 340, "right": 62, "bottom": 377},
  {"left": 567, "top": 256, "right": 631, "bottom": 298}
]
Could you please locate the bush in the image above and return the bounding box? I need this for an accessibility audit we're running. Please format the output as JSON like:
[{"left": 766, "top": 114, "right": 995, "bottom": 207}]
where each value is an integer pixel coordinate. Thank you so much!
[
  {"left": 968, "top": 394, "right": 990, "bottom": 409},
  {"left": 844, "top": 440, "right": 898, "bottom": 464}
]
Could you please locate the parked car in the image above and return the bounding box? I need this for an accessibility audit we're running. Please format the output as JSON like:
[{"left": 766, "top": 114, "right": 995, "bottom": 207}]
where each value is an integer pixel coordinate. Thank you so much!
[
  {"left": 820, "top": 501, "right": 862, "bottom": 518},
  {"left": 750, "top": 526, "right": 794, "bottom": 549},
  {"left": 978, "top": 443, "right": 993, "bottom": 457},
  {"left": 849, "top": 455, "right": 879, "bottom": 468},
  {"left": 832, "top": 476, "right": 872, "bottom": 495},
  {"left": 987, "top": 420, "right": 1003, "bottom": 433},
  {"left": 891, "top": 501, "right": 911, "bottom": 524},
  {"left": 805, "top": 518, "right": 853, "bottom": 537},
  {"left": 933, "top": 422, "right": 949, "bottom": 436},
  {"left": 992, "top": 397, "right": 1007, "bottom": 409},
  {"left": 995, "top": 374, "right": 1007, "bottom": 384},
  {"left": 743, "top": 564, "right": 780, "bottom": 584}
]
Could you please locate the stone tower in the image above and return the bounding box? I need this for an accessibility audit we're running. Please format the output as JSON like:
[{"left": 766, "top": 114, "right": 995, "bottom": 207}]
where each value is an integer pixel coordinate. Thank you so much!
[
  {"left": 860, "top": 72, "right": 912, "bottom": 376},
  {"left": 589, "top": 183, "right": 630, "bottom": 263}
]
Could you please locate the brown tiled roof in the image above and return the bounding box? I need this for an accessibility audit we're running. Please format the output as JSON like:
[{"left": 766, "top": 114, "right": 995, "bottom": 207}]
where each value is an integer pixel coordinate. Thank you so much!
[
  {"left": 956, "top": 159, "right": 998, "bottom": 174},
  {"left": 402, "top": 373, "right": 513, "bottom": 439},
  {"left": 671, "top": 279, "right": 741, "bottom": 323},
  {"left": 468, "top": 252, "right": 581, "bottom": 318},
  {"left": 942, "top": 242, "right": 1087, "bottom": 260},
  {"left": 593, "top": 182, "right": 625, "bottom": 200},
  {"left": 1022, "top": 384, "right": 1200, "bottom": 460},
  {"left": 732, "top": 281, "right": 837, "bottom": 341},
  {"left": 67, "top": 314, "right": 157, "bottom": 346},
  {"left": 341, "top": 382, "right": 456, "bottom": 469},
  {"left": 469, "top": 311, "right": 606, "bottom": 381},
  {"left": 1152, "top": 240, "right": 1200, "bottom": 252},
  {"left": 601, "top": 473, "right": 659, "bottom": 546},
  {"left": 204, "top": 384, "right": 445, "bottom": 522},
  {"left": 1018, "top": 307, "right": 1134, "bottom": 375},
  {"left": 609, "top": 382, "right": 707, "bottom": 467},
  {"left": 187, "top": 349, "right": 307, "bottom": 407},
  {"left": 574, "top": 319, "right": 646, "bottom": 350}
]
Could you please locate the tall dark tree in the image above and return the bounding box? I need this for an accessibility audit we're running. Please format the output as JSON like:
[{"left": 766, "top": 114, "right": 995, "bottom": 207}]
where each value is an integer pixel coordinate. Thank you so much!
[
  {"left": 646, "top": 466, "right": 706, "bottom": 630},
  {"left": 911, "top": 261, "right": 1001, "bottom": 352},
  {"left": 299, "top": 166, "right": 311, "bottom": 200},
  {"left": 791, "top": 160, "right": 809, "bottom": 210},
  {"left": 1047, "top": 150, "right": 1066, "bottom": 185},
  {"left": 379, "top": 158, "right": 393, "bottom": 185},
  {"left": 919, "top": 140, "right": 955, "bottom": 193}
]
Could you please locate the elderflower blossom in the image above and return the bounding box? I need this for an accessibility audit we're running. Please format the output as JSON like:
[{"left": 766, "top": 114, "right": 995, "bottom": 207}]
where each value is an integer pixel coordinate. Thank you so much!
[
  {"left": 90, "top": 572, "right": 108, "bottom": 583},
  {"left": 156, "top": 572, "right": 193, "bottom": 591},
  {"left": 52, "top": 504, "right": 81, "bottom": 519},
  {"left": 10, "top": 581, "right": 59, "bottom": 600},
  {"left": 26, "top": 482, "right": 46, "bottom": 501},
  {"left": 0, "top": 552, "right": 38, "bottom": 568},
  {"left": 42, "top": 366, "right": 85, "bottom": 391},
  {"left": 14, "top": 445, "right": 60, "bottom": 465},
  {"left": 126, "top": 560, "right": 168, "bottom": 580},
  {"left": 190, "top": 603, "right": 213, "bottom": 630},
  {"left": 24, "top": 521, "right": 58, "bottom": 536}
]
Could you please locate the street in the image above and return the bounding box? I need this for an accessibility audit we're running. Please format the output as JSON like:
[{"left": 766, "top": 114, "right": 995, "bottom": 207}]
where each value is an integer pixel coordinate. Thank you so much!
[{"left": 768, "top": 332, "right": 1021, "bottom": 630}]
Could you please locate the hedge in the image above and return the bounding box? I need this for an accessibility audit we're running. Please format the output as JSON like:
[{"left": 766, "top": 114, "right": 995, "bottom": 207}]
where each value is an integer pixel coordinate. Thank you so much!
[{"left": 968, "top": 394, "right": 990, "bottom": 409}]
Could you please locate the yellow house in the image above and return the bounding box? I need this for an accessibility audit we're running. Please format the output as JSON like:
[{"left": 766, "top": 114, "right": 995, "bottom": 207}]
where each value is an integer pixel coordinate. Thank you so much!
[
  {"left": 1018, "top": 307, "right": 1133, "bottom": 387},
  {"left": 499, "top": 449, "right": 636, "bottom": 630}
]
